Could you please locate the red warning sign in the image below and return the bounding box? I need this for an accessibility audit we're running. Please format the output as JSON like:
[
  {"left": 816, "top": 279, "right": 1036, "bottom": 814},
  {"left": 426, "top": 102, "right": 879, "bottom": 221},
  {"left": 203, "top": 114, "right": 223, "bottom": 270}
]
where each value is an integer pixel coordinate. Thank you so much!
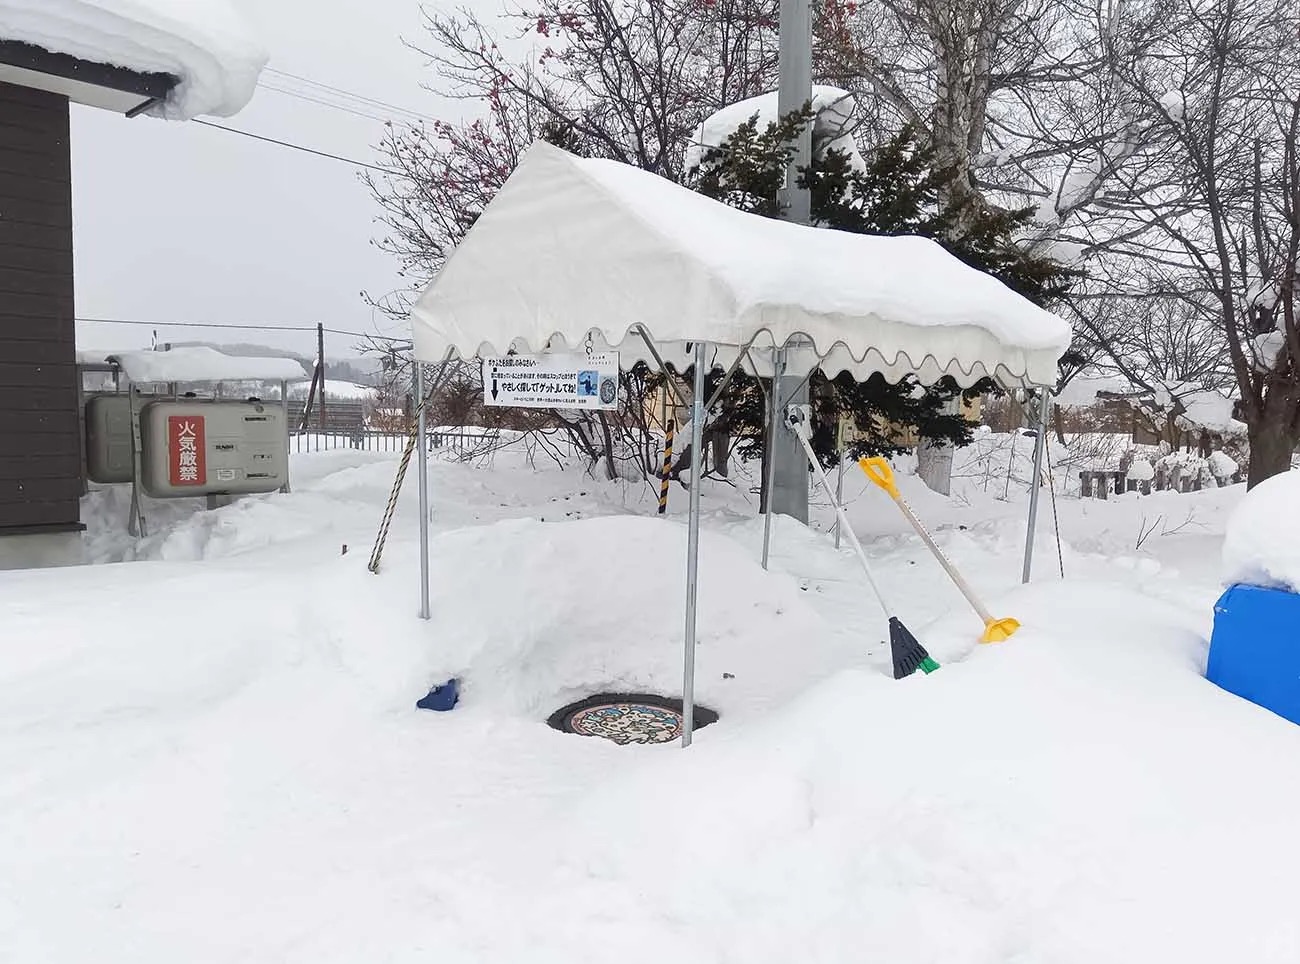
[{"left": 168, "top": 415, "right": 207, "bottom": 487}]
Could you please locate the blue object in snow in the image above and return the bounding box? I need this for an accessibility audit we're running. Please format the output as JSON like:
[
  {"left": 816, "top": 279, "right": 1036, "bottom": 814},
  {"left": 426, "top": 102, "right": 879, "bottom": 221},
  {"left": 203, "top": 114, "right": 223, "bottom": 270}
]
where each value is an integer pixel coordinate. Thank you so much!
[
  {"left": 1207, "top": 584, "right": 1300, "bottom": 726},
  {"left": 416, "top": 678, "right": 459, "bottom": 712}
]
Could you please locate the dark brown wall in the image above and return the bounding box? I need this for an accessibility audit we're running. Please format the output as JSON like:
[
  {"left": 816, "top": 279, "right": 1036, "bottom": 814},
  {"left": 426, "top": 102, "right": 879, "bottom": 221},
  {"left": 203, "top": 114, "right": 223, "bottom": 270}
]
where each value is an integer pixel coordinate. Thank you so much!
[{"left": 0, "top": 81, "right": 83, "bottom": 534}]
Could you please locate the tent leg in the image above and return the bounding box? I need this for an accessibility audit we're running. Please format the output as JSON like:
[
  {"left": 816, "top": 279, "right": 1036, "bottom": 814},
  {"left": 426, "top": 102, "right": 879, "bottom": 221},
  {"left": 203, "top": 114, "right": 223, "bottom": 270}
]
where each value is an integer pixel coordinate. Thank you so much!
[
  {"left": 416, "top": 361, "right": 431, "bottom": 619},
  {"left": 682, "top": 340, "right": 707, "bottom": 748},
  {"left": 760, "top": 348, "right": 782, "bottom": 570},
  {"left": 1022, "top": 390, "right": 1052, "bottom": 584},
  {"left": 834, "top": 417, "right": 846, "bottom": 550}
]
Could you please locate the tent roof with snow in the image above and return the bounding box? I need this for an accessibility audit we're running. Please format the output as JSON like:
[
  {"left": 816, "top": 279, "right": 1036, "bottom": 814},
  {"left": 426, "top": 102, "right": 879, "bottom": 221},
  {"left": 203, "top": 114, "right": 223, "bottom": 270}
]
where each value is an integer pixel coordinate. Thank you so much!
[{"left": 411, "top": 141, "right": 1071, "bottom": 389}]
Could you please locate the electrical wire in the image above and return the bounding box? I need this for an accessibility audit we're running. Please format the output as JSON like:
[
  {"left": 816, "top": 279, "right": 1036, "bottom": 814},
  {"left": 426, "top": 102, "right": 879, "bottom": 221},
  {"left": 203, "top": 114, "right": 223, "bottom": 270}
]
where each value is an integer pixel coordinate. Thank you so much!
[
  {"left": 261, "top": 67, "right": 439, "bottom": 125},
  {"left": 192, "top": 119, "right": 402, "bottom": 176},
  {"left": 75, "top": 316, "right": 410, "bottom": 342},
  {"left": 258, "top": 82, "right": 397, "bottom": 125}
]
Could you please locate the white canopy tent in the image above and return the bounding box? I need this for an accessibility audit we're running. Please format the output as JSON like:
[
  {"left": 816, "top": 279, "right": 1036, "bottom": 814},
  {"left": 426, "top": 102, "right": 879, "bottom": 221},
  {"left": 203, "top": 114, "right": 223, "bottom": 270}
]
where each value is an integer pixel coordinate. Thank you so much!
[{"left": 408, "top": 141, "right": 1072, "bottom": 745}]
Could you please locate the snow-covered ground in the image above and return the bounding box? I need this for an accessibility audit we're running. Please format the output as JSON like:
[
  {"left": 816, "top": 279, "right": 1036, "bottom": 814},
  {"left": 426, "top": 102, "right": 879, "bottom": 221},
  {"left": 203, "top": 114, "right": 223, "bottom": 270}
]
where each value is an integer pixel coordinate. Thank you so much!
[{"left": 3, "top": 435, "right": 1299, "bottom": 962}]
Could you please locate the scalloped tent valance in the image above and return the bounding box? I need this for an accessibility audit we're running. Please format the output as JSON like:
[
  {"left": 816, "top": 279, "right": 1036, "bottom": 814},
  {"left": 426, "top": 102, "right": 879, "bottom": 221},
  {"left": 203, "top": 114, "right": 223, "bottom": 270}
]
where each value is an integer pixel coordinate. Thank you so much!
[{"left": 410, "top": 140, "right": 1071, "bottom": 389}]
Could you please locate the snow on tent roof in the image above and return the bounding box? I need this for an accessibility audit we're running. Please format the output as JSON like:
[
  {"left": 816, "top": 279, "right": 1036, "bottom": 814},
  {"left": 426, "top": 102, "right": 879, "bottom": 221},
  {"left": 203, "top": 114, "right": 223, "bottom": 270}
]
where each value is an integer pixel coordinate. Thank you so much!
[
  {"left": 0, "top": 0, "right": 267, "bottom": 118},
  {"left": 106, "top": 346, "right": 305, "bottom": 382},
  {"left": 683, "top": 85, "right": 865, "bottom": 174},
  {"left": 410, "top": 141, "right": 1072, "bottom": 388}
]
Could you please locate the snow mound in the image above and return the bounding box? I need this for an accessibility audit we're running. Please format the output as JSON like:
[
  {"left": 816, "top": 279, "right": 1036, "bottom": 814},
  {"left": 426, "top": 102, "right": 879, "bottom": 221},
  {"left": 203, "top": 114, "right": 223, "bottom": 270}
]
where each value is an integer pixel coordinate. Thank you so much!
[
  {"left": 1223, "top": 470, "right": 1300, "bottom": 592},
  {"left": 411, "top": 515, "right": 863, "bottom": 718},
  {"left": 0, "top": 0, "right": 267, "bottom": 118},
  {"left": 555, "top": 583, "right": 1300, "bottom": 963}
]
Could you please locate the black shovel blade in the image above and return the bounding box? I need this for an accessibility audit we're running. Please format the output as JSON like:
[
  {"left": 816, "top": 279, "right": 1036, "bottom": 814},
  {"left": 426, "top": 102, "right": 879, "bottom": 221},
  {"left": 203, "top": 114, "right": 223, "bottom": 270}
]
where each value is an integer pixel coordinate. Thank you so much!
[{"left": 890, "top": 616, "right": 934, "bottom": 680}]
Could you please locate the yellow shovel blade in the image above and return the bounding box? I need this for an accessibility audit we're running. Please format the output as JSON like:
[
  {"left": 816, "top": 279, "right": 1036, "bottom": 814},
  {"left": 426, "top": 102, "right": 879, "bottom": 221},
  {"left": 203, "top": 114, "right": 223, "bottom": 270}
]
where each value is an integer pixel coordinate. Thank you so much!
[
  {"left": 980, "top": 617, "right": 1021, "bottom": 643},
  {"left": 858, "top": 457, "right": 900, "bottom": 498}
]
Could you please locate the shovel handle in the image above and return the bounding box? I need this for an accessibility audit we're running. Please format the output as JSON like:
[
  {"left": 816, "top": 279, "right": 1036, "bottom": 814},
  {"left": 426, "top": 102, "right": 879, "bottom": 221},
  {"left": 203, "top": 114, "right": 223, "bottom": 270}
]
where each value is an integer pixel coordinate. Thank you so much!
[{"left": 859, "top": 457, "right": 900, "bottom": 499}]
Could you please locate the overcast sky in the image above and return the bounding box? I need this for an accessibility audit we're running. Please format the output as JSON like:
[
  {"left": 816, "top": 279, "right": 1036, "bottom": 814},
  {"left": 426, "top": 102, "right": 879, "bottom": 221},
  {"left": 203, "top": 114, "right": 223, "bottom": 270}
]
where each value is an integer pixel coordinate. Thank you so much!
[{"left": 72, "top": 0, "right": 477, "bottom": 361}]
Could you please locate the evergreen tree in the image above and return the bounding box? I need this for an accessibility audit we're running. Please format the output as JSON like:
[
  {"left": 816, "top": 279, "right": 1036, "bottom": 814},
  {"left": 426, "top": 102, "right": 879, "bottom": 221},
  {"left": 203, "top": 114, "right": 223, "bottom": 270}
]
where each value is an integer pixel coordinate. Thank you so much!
[{"left": 690, "top": 112, "right": 1076, "bottom": 466}]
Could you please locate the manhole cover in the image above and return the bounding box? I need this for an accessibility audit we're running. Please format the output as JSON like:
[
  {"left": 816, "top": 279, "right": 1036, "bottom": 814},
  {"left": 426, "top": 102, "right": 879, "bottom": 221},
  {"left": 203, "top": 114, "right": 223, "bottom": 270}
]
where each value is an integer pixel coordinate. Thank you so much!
[{"left": 547, "top": 693, "right": 719, "bottom": 745}]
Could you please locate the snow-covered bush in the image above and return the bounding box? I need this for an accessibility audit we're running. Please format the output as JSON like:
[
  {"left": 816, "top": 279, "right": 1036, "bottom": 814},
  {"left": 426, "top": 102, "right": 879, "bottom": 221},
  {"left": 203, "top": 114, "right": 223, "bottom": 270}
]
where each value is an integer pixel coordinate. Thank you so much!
[
  {"left": 1128, "top": 458, "right": 1155, "bottom": 482},
  {"left": 1209, "top": 450, "right": 1239, "bottom": 484}
]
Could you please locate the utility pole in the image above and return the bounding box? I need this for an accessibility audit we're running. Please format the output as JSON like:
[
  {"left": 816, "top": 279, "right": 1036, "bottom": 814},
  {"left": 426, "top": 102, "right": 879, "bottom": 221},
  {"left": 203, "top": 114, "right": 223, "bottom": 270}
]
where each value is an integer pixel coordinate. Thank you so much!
[
  {"left": 769, "top": 0, "right": 813, "bottom": 523},
  {"left": 316, "top": 322, "right": 327, "bottom": 435}
]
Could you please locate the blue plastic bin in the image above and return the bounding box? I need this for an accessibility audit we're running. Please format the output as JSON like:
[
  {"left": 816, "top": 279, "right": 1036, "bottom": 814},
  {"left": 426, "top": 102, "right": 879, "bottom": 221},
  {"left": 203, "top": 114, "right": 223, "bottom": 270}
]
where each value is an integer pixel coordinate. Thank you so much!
[{"left": 1207, "top": 584, "right": 1300, "bottom": 726}]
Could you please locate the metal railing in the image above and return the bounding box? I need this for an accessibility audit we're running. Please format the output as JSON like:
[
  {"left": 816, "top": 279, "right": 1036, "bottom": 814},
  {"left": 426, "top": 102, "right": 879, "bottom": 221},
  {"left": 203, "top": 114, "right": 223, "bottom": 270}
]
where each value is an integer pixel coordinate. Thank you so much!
[{"left": 289, "top": 427, "right": 505, "bottom": 455}]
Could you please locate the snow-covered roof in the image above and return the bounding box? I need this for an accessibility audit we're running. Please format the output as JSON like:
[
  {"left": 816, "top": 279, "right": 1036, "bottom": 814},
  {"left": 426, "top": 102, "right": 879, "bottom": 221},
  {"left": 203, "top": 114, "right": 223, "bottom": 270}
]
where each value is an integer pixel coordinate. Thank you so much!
[
  {"left": 410, "top": 142, "right": 1072, "bottom": 388},
  {"left": 103, "top": 346, "right": 305, "bottom": 382},
  {"left": 0, "top": 0, "right": 267, "bottom": 118},
  {"left": 1175, "top": 389, "right": 1244, "bottom": 436},
  {"left": 1055, "top": 373, "right": 1136, "bottom": 409},
  {"left": 684, "top": 85, "right": 865, "bottom": 174}
]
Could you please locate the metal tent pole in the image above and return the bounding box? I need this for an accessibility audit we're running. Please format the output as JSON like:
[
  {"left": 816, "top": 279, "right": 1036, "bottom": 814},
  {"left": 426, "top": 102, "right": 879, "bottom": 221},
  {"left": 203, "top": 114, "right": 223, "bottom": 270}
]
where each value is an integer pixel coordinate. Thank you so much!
[
  {"left": 416, "top": 361, "right": 431, "bottom": 619},
  {"left": 1022, "top": 389, "right": 1052, "bottom": 584},
  {"left": 681, "top": 340, "right": 708, "bottom": 747},
  {"left": 760, "top": 348, "right": 782, "bottom": 570},
  {"left": 834, "top": 416, "right": 846, "bottom": 550}
]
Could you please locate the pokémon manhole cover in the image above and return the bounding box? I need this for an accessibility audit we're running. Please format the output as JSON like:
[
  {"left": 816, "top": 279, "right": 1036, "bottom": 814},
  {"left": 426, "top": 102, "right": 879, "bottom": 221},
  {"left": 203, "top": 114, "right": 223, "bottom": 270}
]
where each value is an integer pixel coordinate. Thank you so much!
[{"left": 547, "top": 693, "right": 719, "bottom": 745}]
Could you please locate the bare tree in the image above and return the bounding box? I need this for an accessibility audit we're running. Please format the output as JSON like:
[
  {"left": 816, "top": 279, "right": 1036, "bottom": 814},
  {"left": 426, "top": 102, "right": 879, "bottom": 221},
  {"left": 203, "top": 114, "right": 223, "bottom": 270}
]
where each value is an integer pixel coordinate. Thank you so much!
[
  {"left": 814, "top": 0, "right": 1173, "bottom": 240},
  {"left": 1087, "top": 0, "right": 1300, "bottom": 485}
]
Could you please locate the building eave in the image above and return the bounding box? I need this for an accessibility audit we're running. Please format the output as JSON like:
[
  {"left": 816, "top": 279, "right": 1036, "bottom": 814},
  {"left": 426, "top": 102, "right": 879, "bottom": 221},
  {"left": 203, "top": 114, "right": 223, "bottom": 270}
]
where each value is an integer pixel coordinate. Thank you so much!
[{"left": 0, "top": 38, "right": 177, "bottom": 115}]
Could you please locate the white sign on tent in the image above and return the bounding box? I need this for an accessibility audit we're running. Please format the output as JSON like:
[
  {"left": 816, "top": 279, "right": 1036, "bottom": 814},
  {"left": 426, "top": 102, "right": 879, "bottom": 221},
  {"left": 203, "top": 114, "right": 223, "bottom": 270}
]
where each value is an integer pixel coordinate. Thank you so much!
[{"left": 481, "top": 352, "right": 620, "bottom": 410}]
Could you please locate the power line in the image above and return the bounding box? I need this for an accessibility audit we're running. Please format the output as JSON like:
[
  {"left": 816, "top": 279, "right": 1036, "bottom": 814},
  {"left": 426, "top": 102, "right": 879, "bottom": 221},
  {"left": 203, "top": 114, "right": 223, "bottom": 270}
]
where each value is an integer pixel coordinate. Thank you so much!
[
  {"left": 78, "top": 316, "right": 317, "bottom": 332},
  {"left": 258, "top": 82, "right": 397, "bottom": 125},
  {"left": 192, "top": 119, "right": 402, "bottom": 176},
  {"left": 261, "top": 67, "right": 439, "bottom": 124},
  {"left": 75, "top": 316, "right": 410, "bottom": 342}
]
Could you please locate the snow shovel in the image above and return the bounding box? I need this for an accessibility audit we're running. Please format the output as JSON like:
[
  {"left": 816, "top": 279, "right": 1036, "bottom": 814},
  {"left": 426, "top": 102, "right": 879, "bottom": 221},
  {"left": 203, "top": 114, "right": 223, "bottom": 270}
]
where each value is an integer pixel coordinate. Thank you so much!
[
  {"left": 784, "top": 407, "right": 937, "bottom": 677},
  {"left": 859, "top": 457, "right": 1020, "bottom": 644}
]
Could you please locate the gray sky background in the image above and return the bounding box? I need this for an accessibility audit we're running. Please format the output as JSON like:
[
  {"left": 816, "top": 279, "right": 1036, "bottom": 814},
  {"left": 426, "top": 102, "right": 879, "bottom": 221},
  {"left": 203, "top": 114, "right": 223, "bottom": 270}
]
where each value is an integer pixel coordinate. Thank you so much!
[{"left": 72, "top": 0, "right": 478, "bottom": 361}]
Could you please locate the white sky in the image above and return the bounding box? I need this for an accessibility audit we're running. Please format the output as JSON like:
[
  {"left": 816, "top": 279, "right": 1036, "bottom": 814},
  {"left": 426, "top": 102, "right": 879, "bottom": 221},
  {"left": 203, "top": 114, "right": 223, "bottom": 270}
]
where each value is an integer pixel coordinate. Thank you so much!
[{"left": 71, "top": 0, "right": 477, "bottom": 360}]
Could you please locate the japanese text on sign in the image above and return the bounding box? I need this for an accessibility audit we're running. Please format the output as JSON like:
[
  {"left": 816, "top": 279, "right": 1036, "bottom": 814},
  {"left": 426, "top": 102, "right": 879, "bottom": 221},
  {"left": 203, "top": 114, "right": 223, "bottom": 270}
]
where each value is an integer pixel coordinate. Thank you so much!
[
  {"left": 482, "top": 352, "right": 620, "bottom": 410},
  {"left": 168, "top": 415, "right": 207, "bottom": 487}
]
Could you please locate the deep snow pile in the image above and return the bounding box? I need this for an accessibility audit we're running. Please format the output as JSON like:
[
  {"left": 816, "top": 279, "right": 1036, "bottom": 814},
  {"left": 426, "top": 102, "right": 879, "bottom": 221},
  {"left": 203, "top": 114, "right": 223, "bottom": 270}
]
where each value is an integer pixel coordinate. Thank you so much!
[
  {"left": 1222, "top": 469, "right": 1300, "bottom": 592},
  {"left": 0, "top": 0, "right": 267, "bottom": 118},
  {"left": 4, "top": 444, "right": 1297, "bottom": 962}
]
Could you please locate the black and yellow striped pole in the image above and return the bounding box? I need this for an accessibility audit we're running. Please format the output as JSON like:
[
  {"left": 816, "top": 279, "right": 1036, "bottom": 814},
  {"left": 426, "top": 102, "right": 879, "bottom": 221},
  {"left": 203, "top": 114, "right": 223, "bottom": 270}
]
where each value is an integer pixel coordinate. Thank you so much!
[{"left": 658, "top": 419, "right": 675, "bottom": 515}]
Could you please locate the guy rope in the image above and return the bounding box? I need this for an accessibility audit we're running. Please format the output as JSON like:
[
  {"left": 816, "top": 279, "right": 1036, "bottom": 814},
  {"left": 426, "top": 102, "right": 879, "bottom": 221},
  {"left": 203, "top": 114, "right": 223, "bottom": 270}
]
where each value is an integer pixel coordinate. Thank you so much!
[{"left": 368, "top": 355, "right": 454, "bottom": 574}]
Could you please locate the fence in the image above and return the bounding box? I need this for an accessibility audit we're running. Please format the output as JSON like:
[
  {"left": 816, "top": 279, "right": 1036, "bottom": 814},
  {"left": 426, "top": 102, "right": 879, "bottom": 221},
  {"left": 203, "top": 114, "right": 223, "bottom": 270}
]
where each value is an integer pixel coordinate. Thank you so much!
[{"left": 289, "top": 427, "right": 500, "bottom": 455}]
